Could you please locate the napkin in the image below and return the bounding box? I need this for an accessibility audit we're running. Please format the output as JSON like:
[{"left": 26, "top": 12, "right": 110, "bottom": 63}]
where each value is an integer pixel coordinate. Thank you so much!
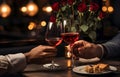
[{"left": 79, "top": 57, "right": 100, "bottom": 63}]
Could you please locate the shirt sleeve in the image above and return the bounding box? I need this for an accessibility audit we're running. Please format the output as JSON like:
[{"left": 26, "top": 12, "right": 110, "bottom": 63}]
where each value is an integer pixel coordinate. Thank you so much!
[
  {"left": 5, "top": 53, "right": 27, "bottom": 74},
  {"left": 0, "top": 55, "right": 9, "bottom": 75}
]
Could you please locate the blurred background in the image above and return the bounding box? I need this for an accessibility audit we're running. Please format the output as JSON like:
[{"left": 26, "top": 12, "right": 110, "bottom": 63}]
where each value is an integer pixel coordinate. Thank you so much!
[
  {"left": 0, "top": 0, "right": 65, "bottom": 56},
  {"left": 0, "top": 0, "right": 119, "bottom": 55},
  {"left": 0, "top": 0, "right": 52, "bottom": 41}
]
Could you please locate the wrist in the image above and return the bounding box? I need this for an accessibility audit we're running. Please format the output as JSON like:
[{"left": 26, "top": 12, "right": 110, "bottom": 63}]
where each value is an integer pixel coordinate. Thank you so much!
[
  {"left": 24, "top": 52, "right": 31, "bottom": 64},
  {"left": 96, "top": 44, "right": 104, "bottom": 59},
  {"left": 101, "top": 45, "right": 108, "bottom": 58}
]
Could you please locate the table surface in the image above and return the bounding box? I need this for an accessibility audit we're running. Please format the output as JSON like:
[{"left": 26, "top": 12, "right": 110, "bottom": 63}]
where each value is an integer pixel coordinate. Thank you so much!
[
  {"left": 2, "top": 57, "right": 120, "bottom": 77},
  {"left": 22, "top": 57, "right": 120, "bottom": 77}
]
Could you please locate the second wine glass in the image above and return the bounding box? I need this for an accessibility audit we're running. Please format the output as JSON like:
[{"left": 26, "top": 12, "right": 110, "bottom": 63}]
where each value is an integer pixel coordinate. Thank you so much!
[{"left": 61, "top": 19, "right": 79, "bottom": 68}]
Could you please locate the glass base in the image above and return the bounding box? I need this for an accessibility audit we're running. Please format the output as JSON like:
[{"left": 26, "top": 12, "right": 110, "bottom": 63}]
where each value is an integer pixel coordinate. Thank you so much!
[
  {"left": 43, "top": 63, "right": 66, "bottom": 71},
  {"left": 43, "top": 63, "right": 59, "bottom": 68}
]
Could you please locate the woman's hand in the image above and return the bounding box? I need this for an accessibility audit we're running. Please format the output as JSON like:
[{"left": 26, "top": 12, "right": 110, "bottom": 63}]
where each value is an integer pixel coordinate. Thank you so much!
[{"left": 24, "top": 45, "right": 57, "bottom": 64}]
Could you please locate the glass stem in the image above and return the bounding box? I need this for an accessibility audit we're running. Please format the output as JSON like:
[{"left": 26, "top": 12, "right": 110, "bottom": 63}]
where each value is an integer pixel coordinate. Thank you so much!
[
  {"left": 51, "top": 60, "right": 55, "bottom": 69},
  {"left": 52, "top": 60, "right": 54, "bottom": 66}
]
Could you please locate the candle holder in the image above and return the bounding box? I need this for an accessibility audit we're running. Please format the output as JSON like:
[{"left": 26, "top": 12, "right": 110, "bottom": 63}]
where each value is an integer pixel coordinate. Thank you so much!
[{"left": 67, "top": 59, "right": 72, "bottom": 68}]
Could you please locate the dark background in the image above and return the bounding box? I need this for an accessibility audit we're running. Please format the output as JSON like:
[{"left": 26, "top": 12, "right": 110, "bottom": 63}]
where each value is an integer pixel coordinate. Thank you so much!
[{"left": 0, "top": 0, "right": 119, "bottom": 56}]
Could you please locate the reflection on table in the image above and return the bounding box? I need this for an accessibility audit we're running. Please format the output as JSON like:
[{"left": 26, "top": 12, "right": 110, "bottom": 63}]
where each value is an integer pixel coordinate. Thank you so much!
[
  {"left": 1, "top": 57, "right": 119, "bottom": 77},
  {"left": 22, "top": 57, "right": 120, "bottom": 77}
]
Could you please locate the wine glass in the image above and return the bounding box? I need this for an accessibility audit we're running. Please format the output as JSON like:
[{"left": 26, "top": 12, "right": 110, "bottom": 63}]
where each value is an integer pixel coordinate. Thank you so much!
[
  {"left": 61, "top": 19, "right": 79, "bottom": 68},
  {"left": 44, "top": 22, "right": 62, "bottom": 69}
]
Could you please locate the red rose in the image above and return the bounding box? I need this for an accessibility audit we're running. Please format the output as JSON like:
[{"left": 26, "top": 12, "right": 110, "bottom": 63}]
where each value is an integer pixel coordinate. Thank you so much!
[
  {"left": 89, "top": 2, "right": 99, "bottom": 12},
  {"left": 60, "top": 0, "right": 67, "bottom": 6},
  {"left": 67, "top": 0, "right": 75, "bottom": 5},
  {"left": 49, "top": 15, "right": 56, "bottom": 22},
  {"left": 77, "top": 3, "right": 87, "bottom": 12},
  {"left": 52, "top": 2, "right": 59, "bottom": 11},
  {"left": 98, "top": 11, "right": 106, "bottom": 20}
]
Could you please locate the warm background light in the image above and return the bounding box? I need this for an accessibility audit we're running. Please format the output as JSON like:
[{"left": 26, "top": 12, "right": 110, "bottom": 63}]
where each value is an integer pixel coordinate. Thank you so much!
[
  {"left": 42, "top": 6, "right": 52, "bottom": 13},
  {"left": 108, "top": 6, "right": 114, "bottom": 13},
  {"left": 102, "top": 6, "right": 107, "bottom": 12},
  {"left": 26, "top": 1, "right": 39, "bottom": 16},
  {"left": 28, "top": 22, "right": 36, "bottom": 30},
  {"left": 0, "top": 3, "right": 11, "bottom": 18},
  {"left": 20, "top": 6, "right": 27, "bottom": 13},
  {"left": 40, "top": 21, "right": 46, "bottom": 27}
]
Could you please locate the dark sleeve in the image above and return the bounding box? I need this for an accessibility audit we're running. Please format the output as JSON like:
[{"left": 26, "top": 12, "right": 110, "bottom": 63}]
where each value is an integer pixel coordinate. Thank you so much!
[{"left": 102, "top": 32, "right": 120, "bottom": 58}]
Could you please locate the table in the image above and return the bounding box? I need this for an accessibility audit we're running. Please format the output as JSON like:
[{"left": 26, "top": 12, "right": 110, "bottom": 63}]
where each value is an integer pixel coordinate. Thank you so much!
[
  {"left": 2, "top": 57, "right": 119, "bottom": 77},
  {"left": 22, "top": 57, "right": 120, "bottom": 77}
]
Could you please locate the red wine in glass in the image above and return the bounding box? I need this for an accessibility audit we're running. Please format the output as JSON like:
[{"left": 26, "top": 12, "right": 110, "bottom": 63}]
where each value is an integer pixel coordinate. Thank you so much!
[
  {"left": 45, "top": 37, "right": 62, "bottom": 47},
  {"left": 62, "top": 20, "right": 80, "bottom": 68},
  {"left": 61, "top": 32, "right": 79, "bottom": 68},
  {"left": 61, "top": 32, "right": 79, "bottom": 45}
]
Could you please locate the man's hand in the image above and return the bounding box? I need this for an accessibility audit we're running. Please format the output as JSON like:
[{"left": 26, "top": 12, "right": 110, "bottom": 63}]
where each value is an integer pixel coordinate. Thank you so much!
[{"left": 72, "top": 40, "right": 103, "bottom": 59}]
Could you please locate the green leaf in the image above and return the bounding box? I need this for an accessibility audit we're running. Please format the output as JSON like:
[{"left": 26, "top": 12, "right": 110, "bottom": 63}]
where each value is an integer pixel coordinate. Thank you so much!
[
  {"left": 88, "top": 31, "right": 96, "bottom": 42},
  {"left": 56, "top": 13, "right": 60, "bottom": 18},
  {"left": 71, "top": 26, "right": 76, "bottom": 32},
  {"left": 57, "top": 21, "right": 61, "bottom": 26},
  {"left": 80, "top": 24, "right": 88, "bottom": 32},
  {"left": 61, "top": 6, "right": 67, "bottom": 11},
  {"left": 89, "top": 22, "right": 94, "bottom": 27}
]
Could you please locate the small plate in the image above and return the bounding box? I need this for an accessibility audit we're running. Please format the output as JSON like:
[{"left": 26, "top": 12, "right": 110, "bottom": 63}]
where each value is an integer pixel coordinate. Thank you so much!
[{"left": 73, "top": 65, "right": 117, "bottom": 75}]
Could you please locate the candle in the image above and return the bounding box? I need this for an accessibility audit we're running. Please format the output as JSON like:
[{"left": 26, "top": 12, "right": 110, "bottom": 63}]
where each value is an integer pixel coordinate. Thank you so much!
[
  {"left": 65, "top": 45, "right": 72, "bottom": 59},
  {"left": 67, "top": 51, "right": 72, "bottom": 58},
  {"left": 67, "top": 59, "right": 72, "bottom": 68}
]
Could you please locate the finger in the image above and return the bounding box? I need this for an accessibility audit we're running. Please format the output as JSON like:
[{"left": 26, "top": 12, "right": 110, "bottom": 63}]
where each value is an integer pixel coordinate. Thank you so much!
[
  {"left": 42, "top": 45, "right": 55, "bottom": 50},
  {"left": 44, "top": 47, "right": 57, "bottom": 52},
  {"left": 73, "top": 42, "right": 83, "bottom": 46},
  {"left": 44, "top": 49, "right": 57, "bottom": 52},
  {"left": 41, "top": 52, "right": 56, "bottom": 58},
  {"left": 72, "top": 41, "right": 84, "bottom": 49},
  {"left": 72, "top": 41, "right": 85, "bottom": 57},
  {"left": 73, "top": 48, "right": 80, "bottom": 57},
  {"left": 78, "top": 46, "right": 87, "bottom": 51},
  {"left": 77, "top": 46, "right": 91, "bottom": 58}
]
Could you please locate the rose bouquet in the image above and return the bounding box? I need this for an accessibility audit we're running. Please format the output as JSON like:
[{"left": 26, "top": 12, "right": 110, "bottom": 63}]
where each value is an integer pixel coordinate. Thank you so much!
[{"left": 49, "top": 0, "right": 107, "bottom": 42}]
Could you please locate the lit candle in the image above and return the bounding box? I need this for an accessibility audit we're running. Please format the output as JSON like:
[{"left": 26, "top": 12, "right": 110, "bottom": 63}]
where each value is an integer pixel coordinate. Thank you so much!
[
  {"left": 65, "top": 45, "right": 72, "bottom": 59},
  {"left": 67, "top": 51, "right": 72, "bottom": 58}
]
